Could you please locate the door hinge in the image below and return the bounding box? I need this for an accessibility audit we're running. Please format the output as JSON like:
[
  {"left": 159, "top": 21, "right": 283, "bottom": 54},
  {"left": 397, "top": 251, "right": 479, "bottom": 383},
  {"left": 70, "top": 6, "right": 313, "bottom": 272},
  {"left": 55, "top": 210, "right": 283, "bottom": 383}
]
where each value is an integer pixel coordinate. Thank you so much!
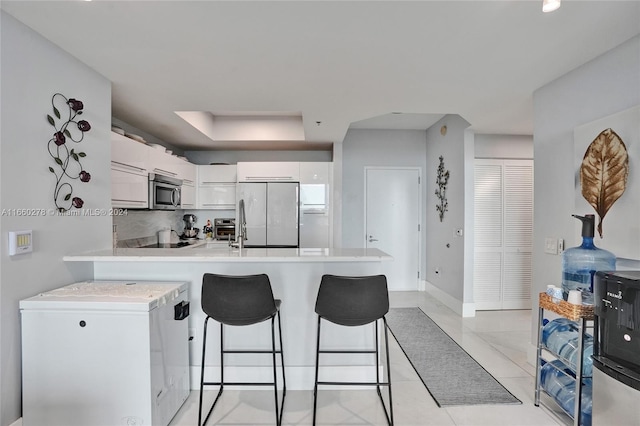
[
  {"left": 418, "top": 271, "right": 420, "bottom": 279},
  {"left": 418, "top": 176, "right": 421, "bottom": 184},
  {"left": 418, "top": 224, "right": 420, "bottom": 232}
]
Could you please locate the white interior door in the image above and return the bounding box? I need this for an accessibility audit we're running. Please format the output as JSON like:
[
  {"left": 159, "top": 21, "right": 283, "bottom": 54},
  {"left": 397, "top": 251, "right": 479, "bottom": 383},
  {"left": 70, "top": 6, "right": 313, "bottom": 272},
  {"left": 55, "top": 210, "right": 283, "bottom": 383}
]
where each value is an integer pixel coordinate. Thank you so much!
[
  {"left": 365, "top": 167, "right": 421, "bottom": 291},
  {"left": 474, "top": 159, "right": 533, "bottom": 310}
]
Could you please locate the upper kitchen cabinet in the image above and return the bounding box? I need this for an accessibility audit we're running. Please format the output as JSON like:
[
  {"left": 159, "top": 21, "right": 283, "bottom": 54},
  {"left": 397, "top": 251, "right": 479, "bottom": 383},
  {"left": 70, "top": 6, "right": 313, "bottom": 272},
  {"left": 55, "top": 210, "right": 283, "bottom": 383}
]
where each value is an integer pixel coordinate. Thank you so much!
[
  {"left": 179, "top": 160, "right": 196, "bottom": 186},
  {"left": 299, "top": 162, "right": 331, "bottom": 184},
  {"left": 198, "top": 164, "right": 237, "bottom": 184},
  {"left": 148, "top": 147, "right": 183, "bottom": 180},
  {"left": 197, "top": 165, "right": 237, "bottom": 210},
  {"left": 180, "top": 161, "right": 197, "bottom": 209},
  {"left": 110, "top": 132, "right": 150, "bottom": 208},
  {"left": 237, "top": 162, "right": 300, "bottom": 182},
  {"left": 111, "top": 131, "right": 151, "bottom": 172}
]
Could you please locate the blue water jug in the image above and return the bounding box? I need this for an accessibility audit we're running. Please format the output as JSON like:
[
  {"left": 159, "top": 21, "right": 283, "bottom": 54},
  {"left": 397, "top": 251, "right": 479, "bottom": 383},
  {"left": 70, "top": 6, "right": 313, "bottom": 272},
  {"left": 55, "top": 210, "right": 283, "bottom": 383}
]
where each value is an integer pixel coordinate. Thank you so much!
[
  {"left": 562, "top": 214, "right": 616, "bottom": 305},
  {"left": 540, "top": 360, "right": 575, "bottom": 399},
  {"left": 557, "top": 380, "right": 592, "bottom": 426},
  {"left": 542, "top": 318, "right": 575, "bottom": 344},
  {"left": 546, "top": 327, "right": 580, "bottom": 357},
  {"left": 559, "top": 334, "right": 594, "bottom": 376}
]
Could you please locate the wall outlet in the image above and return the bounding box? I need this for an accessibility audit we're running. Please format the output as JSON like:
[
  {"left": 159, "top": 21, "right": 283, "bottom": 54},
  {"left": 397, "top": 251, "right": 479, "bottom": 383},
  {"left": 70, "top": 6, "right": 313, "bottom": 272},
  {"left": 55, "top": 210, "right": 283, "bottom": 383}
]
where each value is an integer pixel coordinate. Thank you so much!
[
  {"left": 557, "top": 238, "right": 564, "bottom": 253},
  {"left": 544, "top": 237, "right": 558, "bottom": 255}
]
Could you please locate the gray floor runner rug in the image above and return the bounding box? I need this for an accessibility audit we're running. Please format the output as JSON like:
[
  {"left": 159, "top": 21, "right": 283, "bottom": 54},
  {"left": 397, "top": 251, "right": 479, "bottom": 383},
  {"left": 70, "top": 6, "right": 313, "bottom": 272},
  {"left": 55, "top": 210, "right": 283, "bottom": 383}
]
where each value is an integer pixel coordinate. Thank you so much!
[{"left": 385, "top": 307, "right": 521, "bottom": 407}]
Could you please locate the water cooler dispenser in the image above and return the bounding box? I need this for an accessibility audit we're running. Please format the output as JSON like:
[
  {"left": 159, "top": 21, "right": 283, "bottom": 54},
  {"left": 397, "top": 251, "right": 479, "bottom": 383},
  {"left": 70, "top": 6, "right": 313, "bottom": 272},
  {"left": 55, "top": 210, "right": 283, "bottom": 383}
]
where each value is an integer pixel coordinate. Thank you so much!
[{"left": 592, "top": 271, "right": 640, "bottom": 425}]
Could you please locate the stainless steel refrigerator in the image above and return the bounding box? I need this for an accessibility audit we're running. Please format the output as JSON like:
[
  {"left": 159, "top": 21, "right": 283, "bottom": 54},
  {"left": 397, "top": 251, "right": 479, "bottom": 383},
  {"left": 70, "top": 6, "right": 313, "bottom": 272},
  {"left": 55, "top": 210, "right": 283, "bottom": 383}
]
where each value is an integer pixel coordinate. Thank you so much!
[{"left": 237, "top": 182, "right": 299, "bottom": 247}]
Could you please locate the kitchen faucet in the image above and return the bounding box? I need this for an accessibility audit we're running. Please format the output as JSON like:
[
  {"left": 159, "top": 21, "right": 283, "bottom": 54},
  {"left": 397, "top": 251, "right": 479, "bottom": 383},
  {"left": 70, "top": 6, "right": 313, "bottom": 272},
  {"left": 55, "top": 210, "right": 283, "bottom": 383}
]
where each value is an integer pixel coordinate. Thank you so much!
[{"left": 230, "top": 199, "right": 247, "bottom": 249}]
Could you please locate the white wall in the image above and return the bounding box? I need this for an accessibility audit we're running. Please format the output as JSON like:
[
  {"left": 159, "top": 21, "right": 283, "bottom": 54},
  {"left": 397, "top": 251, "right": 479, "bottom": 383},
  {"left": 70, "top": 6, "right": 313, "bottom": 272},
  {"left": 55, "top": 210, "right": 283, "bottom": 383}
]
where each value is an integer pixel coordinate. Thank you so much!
[
  {"left": 341, "top": 128, "right": 428, "bottom": 274},
  {"left": 475, "top": 134, "right": 533, "bottom": 159},
  {"left": 0, "top": 12, "right": 112, "bottom": 425},
  {"left": 532, "top": 35, "right": 640, "bottom": 342},
  {"left": 424, "top": 115, "right": 471, "bottom": 307}
]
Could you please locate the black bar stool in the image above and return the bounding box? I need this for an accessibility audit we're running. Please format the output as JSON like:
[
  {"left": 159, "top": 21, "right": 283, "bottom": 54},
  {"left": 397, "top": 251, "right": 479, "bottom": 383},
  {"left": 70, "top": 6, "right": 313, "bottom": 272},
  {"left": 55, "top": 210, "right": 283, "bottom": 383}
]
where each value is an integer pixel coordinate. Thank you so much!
[
  {"left": 312, "top": 274, "right": 393, "bottom": 425},
  {"left": 198, "top": 273, "right": 286, "bottom": 426}
]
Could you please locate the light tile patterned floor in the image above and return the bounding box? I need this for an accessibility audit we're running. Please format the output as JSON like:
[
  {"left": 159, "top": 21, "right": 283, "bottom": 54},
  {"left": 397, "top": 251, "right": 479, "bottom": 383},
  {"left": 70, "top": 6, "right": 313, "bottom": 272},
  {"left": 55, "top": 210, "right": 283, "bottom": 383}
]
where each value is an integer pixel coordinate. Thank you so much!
[{"left": 170, "top": 291, "right": 563, "bottom": 426}]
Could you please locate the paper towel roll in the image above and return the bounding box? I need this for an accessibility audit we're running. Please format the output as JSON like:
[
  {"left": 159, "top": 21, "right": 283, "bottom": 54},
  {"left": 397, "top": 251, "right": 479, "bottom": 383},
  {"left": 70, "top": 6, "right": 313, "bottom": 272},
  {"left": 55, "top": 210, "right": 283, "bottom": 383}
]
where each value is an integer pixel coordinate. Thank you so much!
[{"left": 158, "top": 229, "right": 171, "bottom": 244}]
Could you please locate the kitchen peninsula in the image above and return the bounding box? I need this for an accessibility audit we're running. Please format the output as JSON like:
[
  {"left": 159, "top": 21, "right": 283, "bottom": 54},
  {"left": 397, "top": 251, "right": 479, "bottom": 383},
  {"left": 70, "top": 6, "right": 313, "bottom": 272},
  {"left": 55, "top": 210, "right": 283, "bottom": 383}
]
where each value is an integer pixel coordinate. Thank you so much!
[{"left": 63, "top": 247, "right": 392, "bottom": 390}]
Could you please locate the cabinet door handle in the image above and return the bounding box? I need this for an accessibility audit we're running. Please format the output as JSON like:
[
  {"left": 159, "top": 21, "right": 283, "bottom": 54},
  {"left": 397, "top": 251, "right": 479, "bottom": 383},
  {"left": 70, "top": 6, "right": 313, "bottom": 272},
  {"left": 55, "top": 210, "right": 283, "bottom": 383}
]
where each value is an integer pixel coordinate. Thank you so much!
[
  {"left": 112, "top": 199, "right": 147, "bottom": 204},
  {"left": 111, "top": 161, "right": 146, "bottom": 173},
  {"left": 200, "top": 182, "right": 235, "bottom": 185},
  {"left": 245, "top": 176, "right": 293, "bottom": 180},
  {"left": 153, "top": 168, "right": 177, "bottom": 177}
]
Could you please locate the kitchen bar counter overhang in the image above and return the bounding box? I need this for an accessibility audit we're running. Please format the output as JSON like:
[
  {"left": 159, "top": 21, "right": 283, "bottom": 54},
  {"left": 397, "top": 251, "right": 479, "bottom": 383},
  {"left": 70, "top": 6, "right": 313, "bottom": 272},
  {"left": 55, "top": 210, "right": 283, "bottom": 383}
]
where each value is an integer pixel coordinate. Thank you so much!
[
  {"left": 63, "top": 247, "right": 390, "bottom": 262},
  {"left": 64, "top": 247, "right": 392, "bottom": 390}
]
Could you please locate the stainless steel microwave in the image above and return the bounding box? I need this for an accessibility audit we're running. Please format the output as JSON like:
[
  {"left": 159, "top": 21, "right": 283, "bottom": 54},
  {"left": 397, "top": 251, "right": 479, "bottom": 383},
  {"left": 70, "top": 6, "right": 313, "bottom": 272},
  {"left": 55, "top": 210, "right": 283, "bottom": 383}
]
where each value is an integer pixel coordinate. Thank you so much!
[{"left": 149, "top": 173, "right": 182, "bottom": 210}]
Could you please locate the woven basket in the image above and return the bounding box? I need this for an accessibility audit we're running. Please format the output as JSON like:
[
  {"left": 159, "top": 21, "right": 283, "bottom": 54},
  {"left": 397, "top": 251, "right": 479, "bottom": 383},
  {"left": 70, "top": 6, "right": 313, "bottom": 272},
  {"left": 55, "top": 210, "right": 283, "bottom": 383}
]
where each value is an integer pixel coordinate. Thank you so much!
[{"left": 539, "top": 292, "right": 594, "bottom": 320}]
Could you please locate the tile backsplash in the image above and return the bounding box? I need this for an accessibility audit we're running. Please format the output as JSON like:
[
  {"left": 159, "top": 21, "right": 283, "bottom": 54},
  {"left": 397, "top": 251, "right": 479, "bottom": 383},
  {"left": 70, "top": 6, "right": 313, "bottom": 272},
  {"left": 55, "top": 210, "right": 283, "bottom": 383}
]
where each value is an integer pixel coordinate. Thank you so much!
[
  {"left": 113, "top": 210, "right": 183, "bottom": 245},
  {"left": 112, "top": 209, "right": 236, "bottom": 246}
]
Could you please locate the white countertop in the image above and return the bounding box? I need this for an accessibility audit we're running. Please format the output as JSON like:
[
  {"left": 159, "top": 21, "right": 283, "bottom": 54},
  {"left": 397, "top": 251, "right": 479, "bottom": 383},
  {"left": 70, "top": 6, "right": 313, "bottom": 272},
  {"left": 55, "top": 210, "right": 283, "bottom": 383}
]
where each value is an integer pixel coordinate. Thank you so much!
[{"left": 63, "top": 247, "right": 392, "bottom": 263}]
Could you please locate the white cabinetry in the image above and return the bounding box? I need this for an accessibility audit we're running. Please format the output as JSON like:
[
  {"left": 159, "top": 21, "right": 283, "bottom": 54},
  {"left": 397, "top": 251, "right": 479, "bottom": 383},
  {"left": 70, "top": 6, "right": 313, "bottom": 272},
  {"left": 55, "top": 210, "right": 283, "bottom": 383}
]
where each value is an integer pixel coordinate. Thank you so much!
[
  {"left": 197, "top": 165, "right": 237, "bottom": 210},
  {"left": 180, "top": 183, "right": 196, "bottom": 209},
  {"left": 237, "top": 162, "right": 300, "bottom": 182},
  {"left": 299, "top": 162, "right": 332, "bottom": 248},
  {"left": 179, "top": 161, "right": 197, "bottom": 209},
  {"left": 299, "top": 161, "right": 330, "bottom": 184},
  {"left": 112, "top": 132, "right": 150, "bottom": 171},
  {"left": 111, "top": 132, "right": 149, "bottom": 208},
  {"left": 149, "top": 148, "right": 182, "bottom": 179},
  {"left": 111, "top": 132, "right": 199, "bottom": 209}
]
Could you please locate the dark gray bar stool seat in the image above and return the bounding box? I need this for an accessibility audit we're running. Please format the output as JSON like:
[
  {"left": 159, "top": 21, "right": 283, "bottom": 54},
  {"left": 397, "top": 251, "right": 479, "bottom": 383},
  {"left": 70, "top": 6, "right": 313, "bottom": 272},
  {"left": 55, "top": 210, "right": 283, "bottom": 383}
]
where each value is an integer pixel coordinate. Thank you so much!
[
  {"left": 198, "top": 273, "right": 286, "bottom": 425},
  {"left": 313, "top": 274, "right": 393, "bottom": 425}
]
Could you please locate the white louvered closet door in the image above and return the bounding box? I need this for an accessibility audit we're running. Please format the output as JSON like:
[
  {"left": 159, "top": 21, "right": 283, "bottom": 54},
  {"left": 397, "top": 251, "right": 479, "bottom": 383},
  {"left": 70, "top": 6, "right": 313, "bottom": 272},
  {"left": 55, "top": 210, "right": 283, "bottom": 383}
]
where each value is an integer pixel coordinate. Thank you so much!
[{"left": 474, "top": 159, "right": 533, "bottom": 310}]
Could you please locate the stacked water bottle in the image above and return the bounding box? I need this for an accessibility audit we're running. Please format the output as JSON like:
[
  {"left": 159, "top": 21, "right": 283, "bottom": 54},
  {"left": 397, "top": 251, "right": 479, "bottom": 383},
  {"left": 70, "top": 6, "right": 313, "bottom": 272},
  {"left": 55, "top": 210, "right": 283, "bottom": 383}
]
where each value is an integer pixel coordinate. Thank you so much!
[{"left": 540, "top": 318, "right": 593, "bottom": 425}]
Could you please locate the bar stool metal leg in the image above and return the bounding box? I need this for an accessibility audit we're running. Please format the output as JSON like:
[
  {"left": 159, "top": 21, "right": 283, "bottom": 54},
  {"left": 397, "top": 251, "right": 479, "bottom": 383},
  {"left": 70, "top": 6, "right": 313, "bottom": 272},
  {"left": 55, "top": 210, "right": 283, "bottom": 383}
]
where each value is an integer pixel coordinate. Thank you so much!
[
  {"left": 312, "top": 316, "right": 394, "bottom": 426},
  {"left": 277, "top": 309, "right": 287, "bottom": 399},
  {"left": 198, "top": 317, "right": 209, "bottom": 426},
  {"left": 381, "top": 317, "right": 394, "bottom": 425},
  {"left": 199, "top": 273, "right": 285, "bottom": 425},
  {"left": 199, "top": 315, "right": 286, "bottom": 426},
  {"left": 312, "top": 316, "right": 322, "bottom": 425}
]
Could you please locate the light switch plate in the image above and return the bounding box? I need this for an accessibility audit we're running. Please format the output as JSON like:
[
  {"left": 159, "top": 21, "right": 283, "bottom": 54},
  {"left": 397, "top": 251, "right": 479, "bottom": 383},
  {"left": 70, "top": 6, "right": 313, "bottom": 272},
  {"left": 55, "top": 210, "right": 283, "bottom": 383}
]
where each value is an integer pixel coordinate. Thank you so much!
[
  {"left": 8, "top": 230, "right": 33, "bottom": 256},
  {"left": 545, "top": 237, "right": 558, "bottom": 255}
]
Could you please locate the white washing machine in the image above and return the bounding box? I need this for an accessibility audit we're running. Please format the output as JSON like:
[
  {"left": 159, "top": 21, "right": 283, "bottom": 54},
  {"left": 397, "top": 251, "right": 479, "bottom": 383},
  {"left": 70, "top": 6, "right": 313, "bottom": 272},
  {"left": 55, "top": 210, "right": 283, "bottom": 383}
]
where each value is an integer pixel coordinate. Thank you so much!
[{"left": 20, "top": 280, "right": 191, "bottom": 426}]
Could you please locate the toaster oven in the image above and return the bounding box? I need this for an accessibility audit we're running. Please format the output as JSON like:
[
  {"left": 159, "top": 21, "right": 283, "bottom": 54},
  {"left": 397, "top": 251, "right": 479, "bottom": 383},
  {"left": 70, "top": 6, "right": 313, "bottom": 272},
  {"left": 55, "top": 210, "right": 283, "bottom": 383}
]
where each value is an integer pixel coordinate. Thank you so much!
[{"left": 214, "top": 218, "right": 235, "bottom": 240}]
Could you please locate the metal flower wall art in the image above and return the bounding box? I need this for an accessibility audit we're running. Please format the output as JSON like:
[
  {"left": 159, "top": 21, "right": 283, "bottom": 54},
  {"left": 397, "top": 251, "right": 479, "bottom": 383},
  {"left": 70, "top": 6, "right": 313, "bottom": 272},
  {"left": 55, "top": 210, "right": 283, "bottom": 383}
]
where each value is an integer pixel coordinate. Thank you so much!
[
  {"left": 580, "top": 127, "right": 629, "bottom": 238},
  {"left": 47, "top": 93, "right": 91, "bottom": 212},
  {"left": 435, "top": 155, "right": 450, "bottom": 222}
]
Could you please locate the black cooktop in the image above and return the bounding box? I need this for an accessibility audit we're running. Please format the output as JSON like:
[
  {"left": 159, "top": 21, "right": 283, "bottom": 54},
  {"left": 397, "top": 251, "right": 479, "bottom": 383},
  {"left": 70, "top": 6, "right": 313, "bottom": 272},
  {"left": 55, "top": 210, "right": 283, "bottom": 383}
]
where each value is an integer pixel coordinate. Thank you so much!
[{"left": 139, "top": 241, "right": 192, "bottom": 248}]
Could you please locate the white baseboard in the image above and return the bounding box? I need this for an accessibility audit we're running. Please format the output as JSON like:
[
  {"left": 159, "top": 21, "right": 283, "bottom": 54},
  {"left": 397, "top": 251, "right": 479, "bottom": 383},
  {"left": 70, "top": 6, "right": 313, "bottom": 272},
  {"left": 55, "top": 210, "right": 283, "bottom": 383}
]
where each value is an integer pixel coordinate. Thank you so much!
[{"left": 424, "top": 281, "right": 476, "bottom": 317}]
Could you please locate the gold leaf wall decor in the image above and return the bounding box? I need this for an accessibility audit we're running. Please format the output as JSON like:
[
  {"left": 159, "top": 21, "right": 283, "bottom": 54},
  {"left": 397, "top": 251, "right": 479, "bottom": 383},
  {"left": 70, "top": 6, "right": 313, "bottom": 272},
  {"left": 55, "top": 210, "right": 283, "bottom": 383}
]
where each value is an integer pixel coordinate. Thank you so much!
[{"left": 580, "top": 128, "right": 629, "bottom": 238}]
